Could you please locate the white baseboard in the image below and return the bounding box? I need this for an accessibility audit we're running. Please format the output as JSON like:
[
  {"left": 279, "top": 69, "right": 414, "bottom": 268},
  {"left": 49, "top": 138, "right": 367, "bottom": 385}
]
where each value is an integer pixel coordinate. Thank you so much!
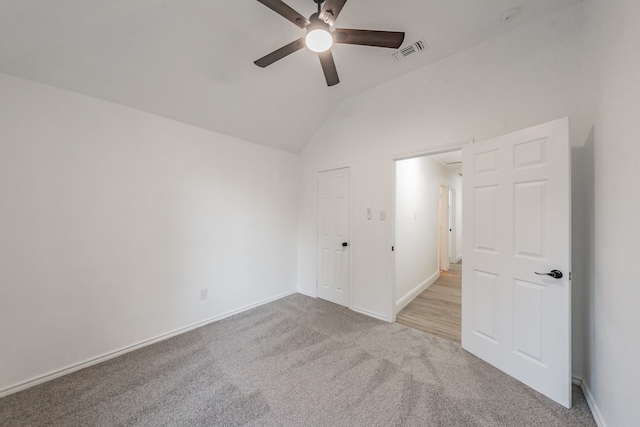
[
  {"left": 395, "top": 271, "right": 440, "bottom": 313},
  {"left": 0, "top": 290, "right": 297, "bottom": 399},
  {"left": 572, "top": 376, "right": 607, "bottom": 427},
  {"left": 351, "top": 306, "right": 390, "bottom": 322},
  {"left": 297, "top": 290, "right": 389, "bottom": 322},
  {"left": 454, "top": 255, "right": 462, "bottom": 264},
  {"left": 299, "top": 291, "right": 389, "bottom": 322},
  {"left": 297, "top": 288, "right": 316, "bottom": 298}
]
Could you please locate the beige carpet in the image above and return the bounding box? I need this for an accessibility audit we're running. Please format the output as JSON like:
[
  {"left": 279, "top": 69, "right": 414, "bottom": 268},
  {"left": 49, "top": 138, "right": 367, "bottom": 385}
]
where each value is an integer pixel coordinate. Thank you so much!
[{"left": 0, "top": 294, "right": 595, "bottom": 426}]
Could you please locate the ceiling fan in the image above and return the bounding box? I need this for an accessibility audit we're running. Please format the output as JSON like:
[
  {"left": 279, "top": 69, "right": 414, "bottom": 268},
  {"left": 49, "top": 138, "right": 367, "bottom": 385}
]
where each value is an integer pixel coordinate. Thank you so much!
[{"left": 254, "top": 0, "right": 405, "bottom": 86}]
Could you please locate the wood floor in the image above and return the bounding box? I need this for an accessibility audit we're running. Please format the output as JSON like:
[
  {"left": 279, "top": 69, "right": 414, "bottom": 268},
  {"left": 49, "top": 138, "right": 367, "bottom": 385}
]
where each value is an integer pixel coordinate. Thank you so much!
[{"left": 396, "top": 262, "right": 462, "bottom": 344}]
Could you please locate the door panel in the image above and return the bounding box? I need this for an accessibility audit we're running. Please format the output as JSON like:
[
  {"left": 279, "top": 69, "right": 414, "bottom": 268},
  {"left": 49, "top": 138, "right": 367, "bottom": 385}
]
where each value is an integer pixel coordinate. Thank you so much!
[
  {"left": 473, "top": 185, "right": 498, "bottom": 252},
  {"left": 514, "top": 180, "right": 546, "bottom": 257},
  {"left": 472, "top": 270, "right": 498, "bottom": 343},
  {"left": 317, "top": 168, "right": 350, "bottom": 307},
  {"left": 462, "top": 118, "right": 571, "bottom": 408}
]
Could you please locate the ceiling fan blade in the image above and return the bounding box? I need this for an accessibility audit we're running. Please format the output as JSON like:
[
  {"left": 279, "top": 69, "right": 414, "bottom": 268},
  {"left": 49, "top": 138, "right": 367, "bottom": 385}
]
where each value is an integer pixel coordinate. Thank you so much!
[
  {"left": 333, "top": 28, "right": 405, "bottom": 49},
  {"left": 254, "top": 38, "right": 306, "bottom": 68},
  {"left": 318, "top": 50, "right": 340, "bottom": 86},
  {"left": 320, "top": 0, "right": 347, "bottom": 26},
  {"left": 256, "top": 0, "right": 310, "bottom": 29}
]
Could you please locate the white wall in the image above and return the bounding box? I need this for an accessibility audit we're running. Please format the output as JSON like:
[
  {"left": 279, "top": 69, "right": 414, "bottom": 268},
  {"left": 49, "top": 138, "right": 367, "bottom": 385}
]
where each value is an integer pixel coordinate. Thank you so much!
[
  {"left": 0, "top": 73, "right": 299, "bottom": 394},
  {"left": 395, "top": 155, "right": 462, "bottom": 310},
  {"left": 579, "top": 0, "right": 640, "bottom": 425},
  {"left": 297, "top": 4, "right": 586, "bottom": 325}
]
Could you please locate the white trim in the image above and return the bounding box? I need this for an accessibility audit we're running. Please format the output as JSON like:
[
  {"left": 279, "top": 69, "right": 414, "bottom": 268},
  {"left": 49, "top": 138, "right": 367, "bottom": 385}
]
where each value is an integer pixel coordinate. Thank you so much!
[
  {"left": 0, "top": 290, "right": 297, "bottom": 398},
  {"left": 454, "top": 255, "right": 462, "bottom": 264},
  {"left": 391, "top": 140, "right": 472, "bottom": 161},
  {"left": 297, "top": 288, "right": 317, "bottom": 298},
  {"left": 572, "top": 376, "right": 607, "bottom": 427},
  {"left": 351, "top": 306, "right": 391, "bottom": 322},
  {"left": 395, "top": 271, "right": 440, "bottom": 312},
  {"left": 390, "top": 157, "right": 398, "bottom": 322},
  {"left": 316, "top": 164, "right": 351, "bottom": 174}
]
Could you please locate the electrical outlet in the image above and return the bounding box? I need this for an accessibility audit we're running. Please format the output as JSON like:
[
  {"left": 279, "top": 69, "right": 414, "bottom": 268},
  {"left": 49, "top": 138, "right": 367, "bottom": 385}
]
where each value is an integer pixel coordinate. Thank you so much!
[{"left": 200, "top": 289, "right": 208, "bottom": 300}]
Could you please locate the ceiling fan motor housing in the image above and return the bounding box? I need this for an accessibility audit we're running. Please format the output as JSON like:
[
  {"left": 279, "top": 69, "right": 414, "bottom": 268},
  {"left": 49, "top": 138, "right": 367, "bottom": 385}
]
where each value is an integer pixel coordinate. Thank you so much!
[{"left": 307, "top": 13, "right": 331, "bottom": 33}]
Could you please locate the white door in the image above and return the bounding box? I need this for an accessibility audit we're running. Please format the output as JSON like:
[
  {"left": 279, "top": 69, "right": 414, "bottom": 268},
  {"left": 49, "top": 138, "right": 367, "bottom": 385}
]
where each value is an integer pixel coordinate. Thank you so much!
[
  {"left": 439, "top": 185, "right": 450, "bottom": 271},
  {"left": 317, "top": 168, "right": 350, "bottom": 307},
  {"left": 449, "top": 189, "right": 457, "bottom": 264},
  {"left": 461, "top": 118, "right": 571, "bottom": 408}
]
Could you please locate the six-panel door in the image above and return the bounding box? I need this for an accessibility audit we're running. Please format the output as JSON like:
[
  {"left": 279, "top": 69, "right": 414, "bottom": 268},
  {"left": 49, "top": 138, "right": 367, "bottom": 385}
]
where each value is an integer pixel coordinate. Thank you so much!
[
  {"left": 317, "top": 167, "right": 350, "bottom": 307},
  {"left": 462, "top": 118, "right": 571, "bottom": 408}
]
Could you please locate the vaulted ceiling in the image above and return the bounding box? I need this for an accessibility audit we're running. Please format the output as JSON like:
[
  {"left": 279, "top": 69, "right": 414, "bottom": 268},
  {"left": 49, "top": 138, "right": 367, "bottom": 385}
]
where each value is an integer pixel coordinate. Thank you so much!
[{"left": 0, "top": 0, "right": 580, "bottom": 153}]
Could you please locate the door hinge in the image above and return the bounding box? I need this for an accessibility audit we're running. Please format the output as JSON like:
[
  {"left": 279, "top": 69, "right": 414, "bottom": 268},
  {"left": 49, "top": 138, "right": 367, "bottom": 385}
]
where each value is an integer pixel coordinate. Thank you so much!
[
  {"left": 569, "top": 272, "right": 572, "bottom": 280},
  {"left": 391, "top": 246, "right": 395, "bottom": 251}
]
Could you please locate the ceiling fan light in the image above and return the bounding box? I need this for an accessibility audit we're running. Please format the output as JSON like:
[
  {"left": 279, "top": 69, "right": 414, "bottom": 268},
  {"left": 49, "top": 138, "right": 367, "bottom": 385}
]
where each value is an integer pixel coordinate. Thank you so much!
[{"left": 305, "top": 29, "right": 333, "bottom": 53}]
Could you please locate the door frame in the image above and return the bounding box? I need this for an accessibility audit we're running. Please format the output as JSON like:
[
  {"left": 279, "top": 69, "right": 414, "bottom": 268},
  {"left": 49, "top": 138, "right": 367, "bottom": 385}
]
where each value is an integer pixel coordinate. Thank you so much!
[
  {"left": 316, "top": 165, "right": 354, "bottom": 309},
  {"left": 390, "top": 143, "right": 469, "bottom": 322}
]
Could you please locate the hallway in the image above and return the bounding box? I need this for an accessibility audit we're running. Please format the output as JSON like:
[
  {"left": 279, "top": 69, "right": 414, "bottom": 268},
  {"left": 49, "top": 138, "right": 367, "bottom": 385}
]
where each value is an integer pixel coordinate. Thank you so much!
[{"left": 396, "top": 263, "right": 462, "bottom": 343}]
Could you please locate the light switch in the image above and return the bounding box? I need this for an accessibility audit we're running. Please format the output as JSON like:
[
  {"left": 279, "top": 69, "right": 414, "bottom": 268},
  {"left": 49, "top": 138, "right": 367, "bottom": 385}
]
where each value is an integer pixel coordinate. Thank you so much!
[
  {"left": 380, "top": 210, "right": 386, "bottom": 221},
  {"left": 367, "top": 208, "right": 372, "bottom": 220}
]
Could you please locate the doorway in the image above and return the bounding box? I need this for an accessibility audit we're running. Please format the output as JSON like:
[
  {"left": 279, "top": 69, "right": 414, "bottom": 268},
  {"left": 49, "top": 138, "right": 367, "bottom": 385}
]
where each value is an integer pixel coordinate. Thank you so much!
[{"left": 394, "top": 151, "right": 463, "bottom": 343}]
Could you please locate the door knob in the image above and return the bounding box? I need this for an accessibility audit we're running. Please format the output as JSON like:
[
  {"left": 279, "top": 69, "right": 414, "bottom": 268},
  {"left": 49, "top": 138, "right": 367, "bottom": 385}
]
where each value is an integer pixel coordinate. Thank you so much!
[
  {"left": 535, "top": 270, "right": 563, "bottom": 279},
  {"left": 342, "top": 242, "right": 348, "bottom": 247}
]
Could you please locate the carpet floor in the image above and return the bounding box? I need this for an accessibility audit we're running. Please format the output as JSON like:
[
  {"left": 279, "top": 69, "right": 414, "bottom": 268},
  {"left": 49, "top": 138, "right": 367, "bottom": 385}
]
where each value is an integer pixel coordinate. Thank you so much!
[{"left": 0, "top": 294, "right": 595, "bottom": 426}]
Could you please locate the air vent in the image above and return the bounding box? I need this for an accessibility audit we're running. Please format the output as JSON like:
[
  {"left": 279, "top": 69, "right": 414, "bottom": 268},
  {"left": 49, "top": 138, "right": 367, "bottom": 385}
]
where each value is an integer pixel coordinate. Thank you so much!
[{"left": 393, "top": 40, "right": 427, "bottom": 61}]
